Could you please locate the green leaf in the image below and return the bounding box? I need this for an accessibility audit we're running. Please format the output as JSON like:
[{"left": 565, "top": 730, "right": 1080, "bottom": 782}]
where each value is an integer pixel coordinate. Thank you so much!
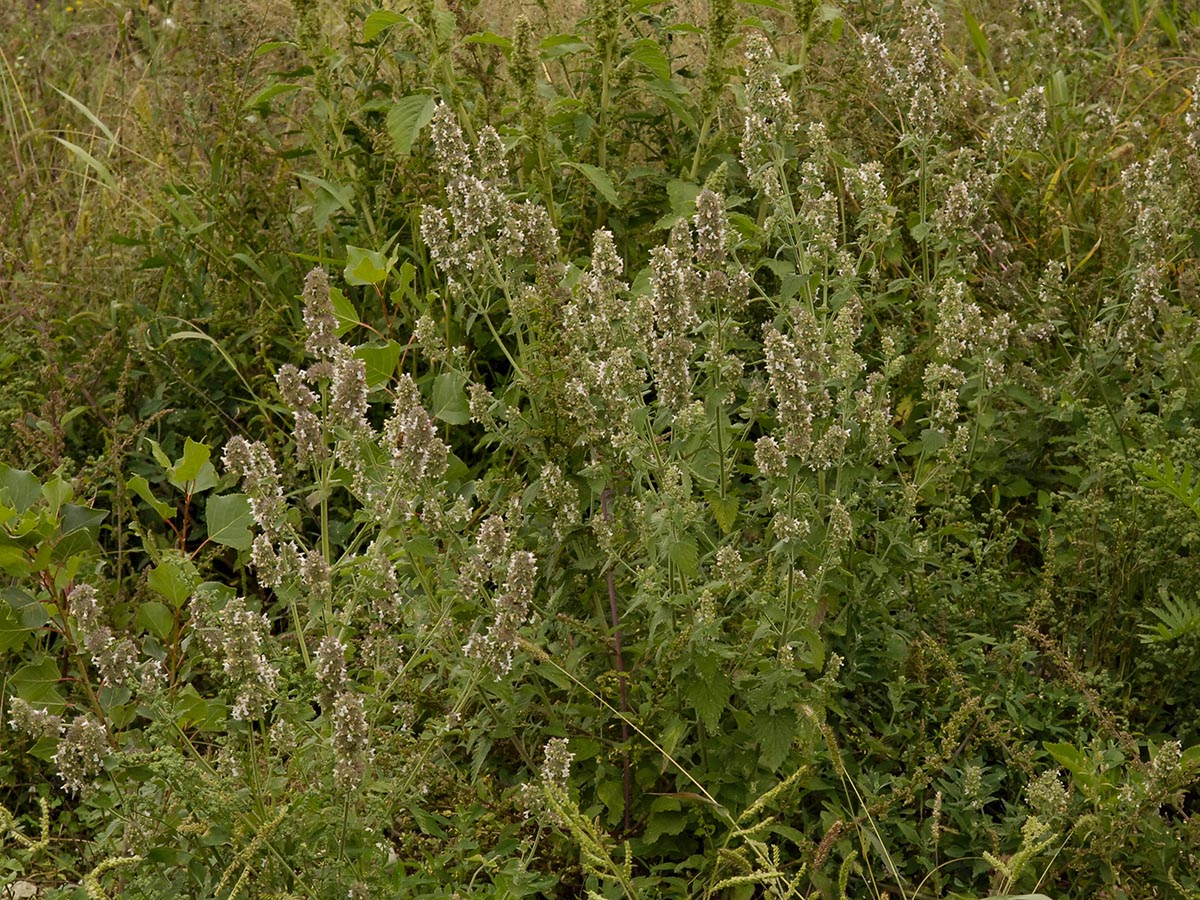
[
  {"left": 354, "top": 341, "right": 404, "bottom": 390},
  {"left": 668, "top": 539, "right": 699, "bottom": 576},
  {"left": 135, "top": 601, "right": 175, "bottom": 640},
  {"left": 963, "top": 7, "right": 991, "bottom": 64},
  {"left": 53, "top": 137, "right": 117, "bottom": 190},
  {"left": 1043, "top": 741, "right": 1084, "bottom": 774},
  {"left": 0, "top": 464, "right": 42, "bottom": 514},
  {"left": 244, "top": 82, "right": 301, "bottom": 109},
  {"left": 205, "top": 494, "right": 254, "bottom": 552},
  {"left": 0, "top": 600, "right": 30, "bottom": 654},
  {"left": 4, "top": 586, "right": 48, "bottom": 629},
  {"left": 363, "top": 9, "right": 412, "bottom": 41},
  {"left": 330, "top": 286, "right": 359, "bottom": 337},
  {"left": 432, "top": 371, "right": 470, "bottom": 425},
  {"left": 127, "top": 475, "right": 176, "bottom": 521},
  {"left": 147, "top": 438, "right": 172, "bottom": 470},
  {"left": 686, "top": 654, "right": 733, "bottom": 731},
  {"left": 386, "top": 94, "right": 436, "bottom": 157},
  {"left": 409, "top": 805, "right": 450, "bottom": 838},
  {"left": 41, "top": 473, "right": 73, "bottom": 514},
  {"left": 149, "top": 554, "right": 200, "bottom": 609},
  {"left": 10, "top": 657, "right": 66, "bottom": 714},
  {"left": 624, "top": 38, "right": 671, "bottom": 80},
  {"left": 539, "top": 33, "right": 589, "bottom": 58},
  {"left": 60, "top": 504, "right": 107, "bottom": 537},
  {"left": 643, "top": 808, "right": 689, "bottom": 844},
  {"left": 172, "top": 437, "right": 212, "bottom": 487},
  {"left": 562, "top": 162, "right": 622, "bottom": 208},
  {"left": 708, "top": 493, "right": 738, "bottom": 534},
  {"left": 51, "top": 504, "right": 107, "bottom": 562},
  {"left": 757, "top": 709, "right": 796, "bottom": 772},
  {"left": 344, "top": 245, "right": 392, "bottom": 286},
  {"left": 462, "top": 31, "right": 512, "bottom": 49}
]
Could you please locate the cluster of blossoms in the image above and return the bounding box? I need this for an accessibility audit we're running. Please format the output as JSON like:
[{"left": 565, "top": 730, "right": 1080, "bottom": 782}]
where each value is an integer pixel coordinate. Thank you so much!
[
  {"left": 539, "top": 462, "right": 580, "bottom": 540},
  {"left": 846, "top": 162, "right": 896, "bottom": 253},
  {"left": 860, "top": 0, "right": 954, "bottom": 138},
  {"left": 740, "top": 32, "right": 797, "bottom": 186},
  {"left": 192, "top": 594, "right": 278, "bottom": 721},
  {"left": 561, "top": 229, "right": 649, "bottom": 450},
  {"left": 923, "top": 279, "right": 1013, "bottom": 433},
  {"left": 649, "top": 221, "right": 702, "bottom": 412},
  {"left": 462, "top": 550, "right": 538, "bottom": 678},
  {"left": 420, "top": 105, "right": 562, "bottom": 296},
  {"left": 53, "top": 714, "right": 109, "bottom": 795},
  {"left": 69, "top": 582, "right": 147, "bottom": 689}
]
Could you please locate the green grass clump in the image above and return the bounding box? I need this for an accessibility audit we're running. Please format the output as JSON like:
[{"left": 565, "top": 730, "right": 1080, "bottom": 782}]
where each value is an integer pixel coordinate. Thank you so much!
[{"left": 2, "top": 0, "right": 1200, "bottom": 898}]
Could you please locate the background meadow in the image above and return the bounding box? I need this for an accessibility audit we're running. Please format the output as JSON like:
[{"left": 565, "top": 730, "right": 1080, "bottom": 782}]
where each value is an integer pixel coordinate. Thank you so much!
[{"left": 2, "top": 0, "right": 1200, "bottom": 897}]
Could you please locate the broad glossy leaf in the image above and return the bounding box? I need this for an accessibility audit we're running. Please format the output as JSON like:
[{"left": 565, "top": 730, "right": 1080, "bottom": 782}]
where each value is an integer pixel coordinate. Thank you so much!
[
  {"left": 135, "top": 600, "right": 174, "bottom": 640},
  {"left": 0, "top": 464, "right": 41, "bottom": 514},
  {"left": 127, "top": 475, "right": 175, "bottom": 521},
  {"left": 344, "top": 245, "right": 391, "bottom": 286},
  {"left": 354, "top": 340, "right": 403, "bottom": 390},
  {"left": 205, "top": 493, "right": 254, "bottom": 551},
  {"left": 432, "top": 371, "right": 469, "bottom": 425}
]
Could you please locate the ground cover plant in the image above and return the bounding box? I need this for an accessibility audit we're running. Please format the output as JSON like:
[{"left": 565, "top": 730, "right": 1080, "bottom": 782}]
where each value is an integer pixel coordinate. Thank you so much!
[{"left": 2, "top": 0, "right": 1200, "bottom": 897}]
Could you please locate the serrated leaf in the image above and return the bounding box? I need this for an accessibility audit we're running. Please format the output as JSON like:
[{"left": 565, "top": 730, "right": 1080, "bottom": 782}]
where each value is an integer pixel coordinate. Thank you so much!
[
  {"left": 127, "top": 475, "right": 176, "bottom": 521},
  {"left": 330, "top": 286, "right": 359, "bottom": 336},
  {"left": 686, "top": 654, "right": 732, "bottom": 731},
  {"left": 668, "top": 539, "right": 698, "bottom": 576},
  {"left": 344, "top": 245, "right": 392, "bottom": 286},
  {"left": 708, "top": 493, "right": 738, "bottom": 534},
  {"left": 432, "top": 371, "right": 470, "bottom": 425},
  {"left": 354, "top": 340, "right": 403, "bottom": 389},
  {"left": 410, "top": 805, "right": 449, "bottom": 838},
  {"left": 205, "top": 493, "right": 254, "bottom": 552},
  {"left": 386, "top": 94, "right": 436, "bottom": 157},
  {"left": 563, "top": 162, "right": 622, "bottom": 207},
  {"left": 135, "top": 601, "right": 175, "bottom": 640},
  {"left": 757, "top": 709, "right": 796, "bottom": 771},
  {"left": 362, "top": 9, "right": 412, "bottom": 41}
]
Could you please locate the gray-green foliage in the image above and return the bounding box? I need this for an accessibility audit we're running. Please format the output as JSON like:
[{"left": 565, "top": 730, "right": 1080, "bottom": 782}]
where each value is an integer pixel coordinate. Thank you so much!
[{"left": 3, "top": 0, "right": 1200, "bottom": 898}]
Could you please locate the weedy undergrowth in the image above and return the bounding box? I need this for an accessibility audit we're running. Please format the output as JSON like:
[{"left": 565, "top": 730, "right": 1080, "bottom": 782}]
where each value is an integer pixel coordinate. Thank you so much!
[{"left": 3, "top": 0, "right": 1200, "bottom": 898}]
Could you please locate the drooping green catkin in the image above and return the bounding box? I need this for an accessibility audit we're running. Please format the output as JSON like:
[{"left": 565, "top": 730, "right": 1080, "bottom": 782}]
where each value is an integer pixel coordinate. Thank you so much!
[
  {"left": 736, "top": 763, "right": 808, "bottom": 825},
  {"left": 83, "top": 855, "right": 142, "bottom": 900},
  {"left": 836, "top": 849, "right": 859, "bottom": 900},
  {"left": 0, "top": 796, "right": 50, "bottom": 854},
  {"left": 213, "top": 805, "right": 290, "bottom": 900}
]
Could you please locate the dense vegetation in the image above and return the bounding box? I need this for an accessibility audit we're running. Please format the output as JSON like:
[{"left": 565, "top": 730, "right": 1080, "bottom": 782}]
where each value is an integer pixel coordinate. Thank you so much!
[{"left": 2, "top": 0, "right": 1200, "bottom": 897}]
